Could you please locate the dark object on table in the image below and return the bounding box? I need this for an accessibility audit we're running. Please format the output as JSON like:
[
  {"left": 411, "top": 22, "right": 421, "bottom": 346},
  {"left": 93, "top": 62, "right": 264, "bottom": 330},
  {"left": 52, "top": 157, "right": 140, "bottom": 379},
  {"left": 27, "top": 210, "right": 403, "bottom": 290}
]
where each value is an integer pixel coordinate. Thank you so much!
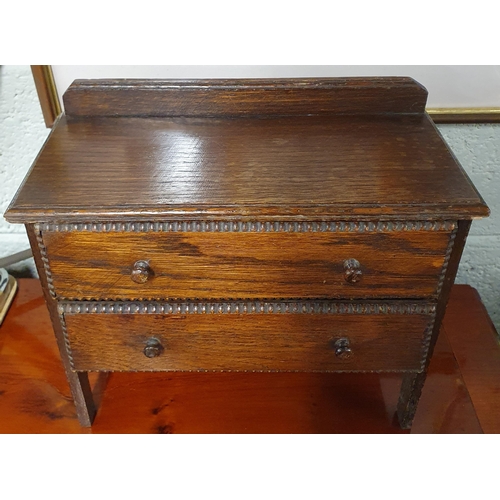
[{"left": 0, "top": 269, "right": 17, "bottom": 326}]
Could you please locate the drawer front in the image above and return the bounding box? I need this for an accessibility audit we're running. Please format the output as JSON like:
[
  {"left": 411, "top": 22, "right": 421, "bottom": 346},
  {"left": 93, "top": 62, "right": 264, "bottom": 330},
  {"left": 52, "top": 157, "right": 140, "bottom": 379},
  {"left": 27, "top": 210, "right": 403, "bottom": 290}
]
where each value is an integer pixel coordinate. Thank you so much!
[
  {"left": 43, "top": 227, "right": 453, "bottom": 300},
  {"left": 62, "top": 305, "right": 433, "bottom": 372}
]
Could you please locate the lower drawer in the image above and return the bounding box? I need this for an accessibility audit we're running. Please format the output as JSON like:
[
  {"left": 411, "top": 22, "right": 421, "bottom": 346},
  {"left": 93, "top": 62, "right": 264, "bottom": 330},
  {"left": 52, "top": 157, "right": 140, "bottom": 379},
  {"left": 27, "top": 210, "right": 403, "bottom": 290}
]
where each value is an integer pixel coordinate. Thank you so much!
[{"left": 62, "top": 302, "right": 434, "bottom": 372}]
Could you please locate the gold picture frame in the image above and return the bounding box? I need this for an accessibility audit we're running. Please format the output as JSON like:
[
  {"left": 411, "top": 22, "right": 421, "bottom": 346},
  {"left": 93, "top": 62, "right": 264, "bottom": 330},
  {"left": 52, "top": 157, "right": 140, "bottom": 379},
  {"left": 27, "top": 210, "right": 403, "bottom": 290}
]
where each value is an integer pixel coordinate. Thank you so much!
[
  {"left": 31, "top": 65, "right": 61, "bottom": 128},
  {"left": 426, "top": 107, "right": 500, "bottom": 123}
]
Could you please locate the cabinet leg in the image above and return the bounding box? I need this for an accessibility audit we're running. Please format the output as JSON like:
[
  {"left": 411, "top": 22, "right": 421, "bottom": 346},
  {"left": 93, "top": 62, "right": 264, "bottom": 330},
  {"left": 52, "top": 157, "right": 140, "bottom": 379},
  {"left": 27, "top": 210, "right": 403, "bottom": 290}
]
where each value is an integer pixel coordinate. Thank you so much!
[
  {"left": 54, "top": 319, "right": 96, "bottom": 426},
  {"left": 26, "top": 224, "right": 97, "bottom": 427},
  {"left": 55, "top": 326, "right": 96, "bottom": 426},
  {"left": 53, "top": 312, "right": 96, "bottom": 426},
  {"left": 65, "top": 370, "right": 96, "bottom": 427},
  {"left": 397, "top": 371, "right": 427, "bottom": 429}
]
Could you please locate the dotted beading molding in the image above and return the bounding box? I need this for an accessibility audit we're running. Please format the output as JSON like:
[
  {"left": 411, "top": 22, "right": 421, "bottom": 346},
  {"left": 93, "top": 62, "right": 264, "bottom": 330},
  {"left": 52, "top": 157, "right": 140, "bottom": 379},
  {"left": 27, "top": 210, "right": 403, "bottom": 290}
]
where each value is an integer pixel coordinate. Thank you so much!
[
  {"left": 36, "top": 220, "right": 457, "bottom": 233},
  {"left": 70, "top": 368, "right": 425, "bottom": 374},
  {"left": 420, "top": 227, "right": 458, "bottom": 371},
  {"left": 58, "top": 301, "right": 437, "bottom": 315},
  {"left": 35, "top": 229, "right": 56, "bottom": 298},
  {"left": 419, "top": 310, "right": 438, "bottom": 372},
  {"left": 58, "top": 310, "right": 75, "bottom": 368},
  {"left": 418, "top": 226, "right": 458, "bottom": 370},
  {"left": 436, "top": 226, "right": 458, "bottom": 296}
]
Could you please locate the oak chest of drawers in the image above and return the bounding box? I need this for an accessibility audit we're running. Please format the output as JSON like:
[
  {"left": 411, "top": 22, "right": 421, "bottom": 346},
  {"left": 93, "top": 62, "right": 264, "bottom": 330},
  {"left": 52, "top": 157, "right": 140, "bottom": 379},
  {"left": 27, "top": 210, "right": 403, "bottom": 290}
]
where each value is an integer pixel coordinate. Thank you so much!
[{"left": 5, "top": 77, "right": 489, "bottom": 429}]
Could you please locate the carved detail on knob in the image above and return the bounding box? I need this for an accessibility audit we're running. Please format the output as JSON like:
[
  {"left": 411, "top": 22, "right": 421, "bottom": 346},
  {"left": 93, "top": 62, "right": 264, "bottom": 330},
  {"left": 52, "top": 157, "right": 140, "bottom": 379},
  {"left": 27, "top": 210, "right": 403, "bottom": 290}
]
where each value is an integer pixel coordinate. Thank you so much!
[
  {"left": 131, "top": 260, "right": 153, "bottom": 284},
  {"left": 143, "top": 338, "right": 164, "bottom": 358},
  {"left": 333, "top": 338, "right": 353, "bottom": 360},
  {"left": 343, "top": 258, "right": 362, "bottom": 283}
]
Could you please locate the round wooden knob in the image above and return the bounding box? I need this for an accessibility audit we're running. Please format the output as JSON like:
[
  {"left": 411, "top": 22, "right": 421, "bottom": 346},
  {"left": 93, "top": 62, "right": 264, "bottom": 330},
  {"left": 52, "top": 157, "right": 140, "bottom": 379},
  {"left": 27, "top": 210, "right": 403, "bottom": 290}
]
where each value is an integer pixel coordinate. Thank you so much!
[
  {"left": 334, "top": 338, "right": 353, "bottom": 360},
  {"left": 131, "top": 260, "right": 153, "bottom": 284},
  {"left": 143, "top": 338, "right": 164, "bottom": 358},
  {"left": 343, "top": 258, "right": 362, "bottom": 283}
]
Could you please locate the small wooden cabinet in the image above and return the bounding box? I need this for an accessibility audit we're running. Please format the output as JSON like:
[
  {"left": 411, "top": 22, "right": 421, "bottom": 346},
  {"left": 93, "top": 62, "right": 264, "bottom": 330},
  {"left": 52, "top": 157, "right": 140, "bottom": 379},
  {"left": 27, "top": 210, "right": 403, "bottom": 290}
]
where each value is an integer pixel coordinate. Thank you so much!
[{"left": 5, "top": 78, "right": 489, "bottom": 429}]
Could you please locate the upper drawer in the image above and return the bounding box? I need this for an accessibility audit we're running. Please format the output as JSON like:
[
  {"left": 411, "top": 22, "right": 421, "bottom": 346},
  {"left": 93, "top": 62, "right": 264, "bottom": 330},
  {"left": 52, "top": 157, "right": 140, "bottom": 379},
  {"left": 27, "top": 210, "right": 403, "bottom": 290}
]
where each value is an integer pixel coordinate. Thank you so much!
[{"left": 40, "top": 221, "right": 455, "bottom": 300}]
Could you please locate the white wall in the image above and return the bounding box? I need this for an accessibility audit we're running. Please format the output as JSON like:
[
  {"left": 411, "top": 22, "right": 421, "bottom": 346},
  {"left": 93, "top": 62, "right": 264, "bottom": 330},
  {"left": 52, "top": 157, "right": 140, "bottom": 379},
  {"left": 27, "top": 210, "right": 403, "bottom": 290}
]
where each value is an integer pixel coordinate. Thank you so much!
[
  {"left": 439, "top": 124, "right": 500, "bottom": 330},
  {"left": 52, "top": 65, "right": 500, "bottom": 109},
  {"left": 0, "top": 65, "right": 49, "bottom": 276},
  {"left": 1, "top": 65, "right": 499, "bottom": 331}
]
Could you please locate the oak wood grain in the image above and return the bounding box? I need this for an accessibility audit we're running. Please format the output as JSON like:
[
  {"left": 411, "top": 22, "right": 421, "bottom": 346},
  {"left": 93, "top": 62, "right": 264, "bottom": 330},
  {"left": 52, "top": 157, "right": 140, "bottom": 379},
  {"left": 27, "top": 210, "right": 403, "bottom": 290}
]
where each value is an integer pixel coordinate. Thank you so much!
[
  {"left": 63, "top": 312, "right": 432, "bottom": 372},
  {"left": 43, "top": 230, "right": 451, "bottom": 300},
  {"left": 63, "top": 78, "right": 428, "bottom": 117},
  {"left": 5, "top": 113, "right": 488, "bottom": 222}
]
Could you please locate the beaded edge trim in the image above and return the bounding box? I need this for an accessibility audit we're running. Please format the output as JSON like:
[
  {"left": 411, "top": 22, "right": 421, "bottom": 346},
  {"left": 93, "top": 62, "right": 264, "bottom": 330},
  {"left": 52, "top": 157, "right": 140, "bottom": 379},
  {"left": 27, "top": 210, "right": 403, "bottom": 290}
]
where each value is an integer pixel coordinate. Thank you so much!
[
  {"left": 36, "top": 220, "right": 456, "bottom": 233},
  {"left": 35, "top": 229, "right": 56, "bottom": 299},
  {"left": 418, "top": 225, "right": 458, "bottom": 370},
  {"left": 436, "top": 226, "right": 457, "bottom": 296},
  {"left": 71, "top": 368, "right": 424, "bottom": 374},
  {"left": 58, "top": 310, "right": 75, "bottom": 368},
  {"left": 58, "top": 301, "right": 437, "bottom": 315}
]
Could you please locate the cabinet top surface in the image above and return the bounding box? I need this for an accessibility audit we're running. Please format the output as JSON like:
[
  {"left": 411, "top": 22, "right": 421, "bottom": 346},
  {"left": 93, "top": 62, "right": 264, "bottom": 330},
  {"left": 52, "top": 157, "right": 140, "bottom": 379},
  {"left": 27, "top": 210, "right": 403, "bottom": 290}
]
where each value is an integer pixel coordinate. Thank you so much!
[{"left": 5, "top": 79, "right": 488, "bottom": 222}]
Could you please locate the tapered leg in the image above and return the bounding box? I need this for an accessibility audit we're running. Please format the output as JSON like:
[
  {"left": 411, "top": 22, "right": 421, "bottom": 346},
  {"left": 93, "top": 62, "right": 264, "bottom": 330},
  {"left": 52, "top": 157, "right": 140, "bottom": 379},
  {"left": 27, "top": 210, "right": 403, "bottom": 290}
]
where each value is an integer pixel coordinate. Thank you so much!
[
  {"left": 58, "top": 350, "right": 96, "bottom": 427},
  {"left": 397, "top": 221, "right": 472, "bottom": 430},
  {"left": 27, "top": 224, "right": 96, "bottom": 427},
  {"left": 397, "top": 371, "right": 427, "bottom": 429}
]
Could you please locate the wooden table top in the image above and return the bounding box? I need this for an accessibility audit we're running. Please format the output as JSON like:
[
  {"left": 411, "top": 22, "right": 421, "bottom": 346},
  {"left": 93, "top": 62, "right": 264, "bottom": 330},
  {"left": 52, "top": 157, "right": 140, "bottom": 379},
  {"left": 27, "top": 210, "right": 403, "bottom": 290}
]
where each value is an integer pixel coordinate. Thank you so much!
[
  {"left": 0, "top": 279, "right": 498, "bottom": 433},
  {"left": 5, "top": 79, "right": 488, "bottom": 223}
]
